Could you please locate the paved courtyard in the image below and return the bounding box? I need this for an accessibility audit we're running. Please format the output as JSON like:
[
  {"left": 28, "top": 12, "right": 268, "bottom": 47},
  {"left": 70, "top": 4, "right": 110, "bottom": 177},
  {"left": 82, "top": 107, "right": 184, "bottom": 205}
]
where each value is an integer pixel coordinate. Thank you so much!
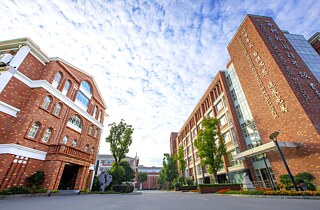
[{"left": 1, "top": 190, "right": 319, "bottom": 210}]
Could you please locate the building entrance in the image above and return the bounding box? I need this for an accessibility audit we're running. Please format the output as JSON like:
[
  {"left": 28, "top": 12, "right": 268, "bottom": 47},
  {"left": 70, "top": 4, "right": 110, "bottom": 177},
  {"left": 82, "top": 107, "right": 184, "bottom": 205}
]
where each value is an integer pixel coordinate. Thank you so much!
[{"left": 58, "top": 163, "right": 80, "bottom": 190}]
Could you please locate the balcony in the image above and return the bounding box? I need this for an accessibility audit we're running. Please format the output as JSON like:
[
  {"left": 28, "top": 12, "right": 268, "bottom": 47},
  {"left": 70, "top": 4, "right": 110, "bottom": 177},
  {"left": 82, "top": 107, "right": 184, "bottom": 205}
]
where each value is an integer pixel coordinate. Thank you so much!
[{"left": 48, "top": 144, "right": 91, "bottom": 161}]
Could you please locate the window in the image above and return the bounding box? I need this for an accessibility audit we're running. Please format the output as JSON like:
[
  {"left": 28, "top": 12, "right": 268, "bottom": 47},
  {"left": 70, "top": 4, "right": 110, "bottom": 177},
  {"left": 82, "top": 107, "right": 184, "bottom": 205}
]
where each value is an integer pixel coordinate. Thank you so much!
[
  {"left": 216, "top": 100, "right": 223, "bottom": 112},
  {"left": 52, "top": 103, "right": 62, "bottom": 116},
  {"left": 42, "top": 128, "right": 53, "bottom": 143},
  {"left": 84, "top": 144, "right": 89, "bottom": 152},
  {"left": 52, "top": 72, "right": 62, "bottom": 88},
  {"left": 76, "top": 81, "right": 91, "bottom": 109},
  {"left": 68, "top": 115, "right": 82, "bottom": 129},
  {"left": 91, "top": 147, "right": 95, "bottom": 154},
  {"left": 192, "top": 129, "right": 196, "bottom": 137},
  {"left": 94, "top": 128, "right": 99, "bottom": 138},
  {"left": 88, "top": 125, "right": 93, "bottom": 135},
  {"left": 27, "top": 122, "right": 40, "bottom": 138},
  {"left": 235, "top": 105, "right": 242, "bottom": 119},
  {"left": 93, "top": 106, "right": 97, "bottom": 118},
  {"left": 72, "top": 139, "right": 77, "bottom": 147},
  {"left": 224, "top": 131, "right": 231, "bottom": 143},
  {"left": 42, "top": 96, "right": 52, "bottom": 110},
  {"left": 62, "top": 136, "right": 69, "bottom": 144},
  {"left": 219, "top": 115, "right": 228, "bottom": 127},
  {"left": 230, "top": 89, "right": 237, "bottom": 101},
  {"left": 62, "top": 80, "right": 70, "bottom": 95},
  {"left": 76, "top": 91, "right": 90, "bottom": 108},
  {"left": 98, "top": 110, "right": 102, "bottom": 122}
]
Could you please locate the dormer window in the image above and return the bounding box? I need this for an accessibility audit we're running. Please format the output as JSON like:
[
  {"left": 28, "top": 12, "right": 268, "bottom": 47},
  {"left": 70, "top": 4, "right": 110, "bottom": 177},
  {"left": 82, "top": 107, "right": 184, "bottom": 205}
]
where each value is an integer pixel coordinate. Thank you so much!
[{"left": 52, "top": 72, "right": 62, "bottom": 88}]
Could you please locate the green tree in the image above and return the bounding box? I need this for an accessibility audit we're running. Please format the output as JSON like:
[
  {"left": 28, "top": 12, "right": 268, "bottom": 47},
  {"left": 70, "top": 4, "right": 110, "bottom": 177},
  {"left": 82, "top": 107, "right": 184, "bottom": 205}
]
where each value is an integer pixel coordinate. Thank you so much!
[
  {"left": 158, "top": 153, "right": 178, "bottom": 189},
  {"left": 26, "top": 170, "right": 45, "bottom": 192},
  {"left": 138, "top": 171, "right": 148, "bottom": 190},
  {"left": 194, "top": 117, "right": 226, "bottom": 183},
  {"left": 109, "top": 164, "right": 125, "bottom": 185},
  {"left": 119, "top": 160, "right": 135, "bottom": 182},
  {"left": 175, "top": 146, "right": 186, "bottom": 184},
  {"left": 106, "top": 119, "right": 134, "bottom": 165}
]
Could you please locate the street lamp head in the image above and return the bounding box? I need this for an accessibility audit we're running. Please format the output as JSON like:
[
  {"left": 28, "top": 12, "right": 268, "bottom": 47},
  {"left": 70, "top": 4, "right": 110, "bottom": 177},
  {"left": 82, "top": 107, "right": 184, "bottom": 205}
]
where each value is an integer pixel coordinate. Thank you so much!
[{"left": 269, "top": 131, "right": 280, "bottom": 141}]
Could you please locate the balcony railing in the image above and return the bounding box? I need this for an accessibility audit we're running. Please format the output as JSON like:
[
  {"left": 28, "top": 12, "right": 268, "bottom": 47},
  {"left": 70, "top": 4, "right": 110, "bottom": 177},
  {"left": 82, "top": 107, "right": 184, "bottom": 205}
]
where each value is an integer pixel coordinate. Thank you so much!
[{"left": 48, "top": 144, "right": 91, "bottom": 161}]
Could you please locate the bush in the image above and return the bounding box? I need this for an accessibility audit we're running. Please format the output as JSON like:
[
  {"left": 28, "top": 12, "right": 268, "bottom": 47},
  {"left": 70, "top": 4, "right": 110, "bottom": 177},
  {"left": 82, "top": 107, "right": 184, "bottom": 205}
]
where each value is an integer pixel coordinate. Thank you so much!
[
  {"left": 295, "top": 172, "right": 315, "bottom": 183},
  {"left": 36, "top": 188, "right": 47, "bottom": 193},
  {"left": 91, "top": 176, "right": 100, "bottom": 191},
  {"left": 10, "top": 186, "right": 31, "bottom": 194},
  {"left": 0, "top": 189, "right": 12, "bottom": 195},
  {"left": 50, "top": 190, "right": 59, "bottom": 193},
  {"left": 26, "top": 170, "right": 45, "bottom": 192},
  {"left": 112, "top": 183, "right": 134, "bottom": 193},
  {"left": 110, "top": 166, "right": 125, "bottom": 185},
  {"left": 279, "top": 174, "right": 292, "bottom": 186}
]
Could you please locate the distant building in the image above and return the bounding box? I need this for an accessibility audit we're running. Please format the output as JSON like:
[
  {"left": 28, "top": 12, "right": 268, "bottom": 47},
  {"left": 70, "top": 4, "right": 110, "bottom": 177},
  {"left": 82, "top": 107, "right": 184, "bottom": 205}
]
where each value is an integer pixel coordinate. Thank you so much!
[
  {"left": 170, "top": 132, "right": 178, "bottom": 156},
  {"left": 0, "top": 38, "right": 106, "bottom": 191},
  {"left": 137, "top": 165, "right": 162, "bottom": 190},
  {"left": 95, "top": 154, "right": 139, "bottom": 185}
]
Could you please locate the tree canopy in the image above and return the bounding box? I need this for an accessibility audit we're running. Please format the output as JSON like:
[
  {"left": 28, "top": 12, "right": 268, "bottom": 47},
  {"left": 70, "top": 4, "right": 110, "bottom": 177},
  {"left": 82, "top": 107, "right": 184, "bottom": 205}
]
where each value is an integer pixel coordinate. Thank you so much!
[
  {"left": 106, "top": 119, "right": 134, "bottom": 165},
  {"left": 120, "top": 160, "right": 135, "bottom": 182},
  {"left": 175, "top": 146, "right": 186, "bottom": 180},
  {"left": 194, "top": 117, "right": 226, "bottom": 183},
  {"left": 158, "top": 153, "right": 178, "bottom": 189},
  {"left": 138, "top": 171, "right": 148, "bottom": 183}
]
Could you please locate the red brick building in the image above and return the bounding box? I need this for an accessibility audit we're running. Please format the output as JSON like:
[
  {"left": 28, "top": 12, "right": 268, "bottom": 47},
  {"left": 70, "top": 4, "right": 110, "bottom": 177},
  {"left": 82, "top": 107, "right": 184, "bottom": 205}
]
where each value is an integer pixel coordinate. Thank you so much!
[
  {"left": 171, "top": 15, "right": 320, "bottom": 188},
  {"left": 137, "top": 165, "right": 162, "bottom": 190},
  {"left": 0, "top": 38, "right": 106, "bottom": 191}
]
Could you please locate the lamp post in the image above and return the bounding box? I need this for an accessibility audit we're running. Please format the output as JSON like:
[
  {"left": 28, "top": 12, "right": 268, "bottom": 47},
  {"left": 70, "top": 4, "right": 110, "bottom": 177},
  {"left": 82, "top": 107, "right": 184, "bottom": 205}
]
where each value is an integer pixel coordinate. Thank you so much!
[{"left": 269, "top": 131, "right": 299, "bottom": 191}]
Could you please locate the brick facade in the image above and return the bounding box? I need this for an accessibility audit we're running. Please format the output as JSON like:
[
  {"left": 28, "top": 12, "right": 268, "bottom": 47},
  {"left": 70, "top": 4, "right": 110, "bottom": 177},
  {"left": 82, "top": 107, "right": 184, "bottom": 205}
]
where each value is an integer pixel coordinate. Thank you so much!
[{"left": 0, "top": 38, "right": 106, "bottom": 190}]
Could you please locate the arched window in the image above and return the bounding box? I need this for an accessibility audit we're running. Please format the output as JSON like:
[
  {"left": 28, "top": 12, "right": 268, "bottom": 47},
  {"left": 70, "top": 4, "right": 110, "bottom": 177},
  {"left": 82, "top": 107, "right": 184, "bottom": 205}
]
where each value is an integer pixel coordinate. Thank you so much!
[
  {"left": 42, "top": 128, "right": 53, "bottom": 143},
  {"left": 84, "top": 144, "right": 89, "bottom": 152},
  {"left": 94, "top": 128, "right": 99, "bottom": 138},
  {"left": 53, "top": 103, "right": 62, "bottom": 116},
  {"left": 52, "top": 72, "right": 62, "bottom": 88},
  {"left": 42, "top": 96, "right": 52, "bottom": 110},
  {"left": 81, "top": 81, "right": 91, "bottom": 93},
  {"left": 68, "top": 115, "right": 82, "bottom": 130},
  {"left": 72, "top": 139, "right": 77, "bottom": 147},
  {"left": 62, "top": 80, "right": 71, "bottom": 95},
  {"left": 93, "top": 106, "right": 98, "bottom": 118},
  {"left": 91, "top": 147, "right": 95, "bottom": 154},
  {"left": 27, "top": 122, "right": 40, "bottom": 138},
  {"left": 76, "top": 81, "right": 92, "bottom": 110},
  {"left": 62, "top": 135, "right": 69, "bottom": 144},
  {"left": 98, "top": 110, "right": 102, "bottom": 121},
  {"left": 88, "top": 125, "right": 93, "bottom": 135}
]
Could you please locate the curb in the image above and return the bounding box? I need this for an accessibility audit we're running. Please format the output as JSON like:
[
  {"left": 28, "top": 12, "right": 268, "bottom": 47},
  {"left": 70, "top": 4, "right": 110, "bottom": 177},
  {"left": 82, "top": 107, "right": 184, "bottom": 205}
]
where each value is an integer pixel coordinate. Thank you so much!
[
  {"left": 217, "top": 194, "right": 320, "bottom": 200},
  {"left": 0, "top": 193, "right": 50, "bottom": 200}
]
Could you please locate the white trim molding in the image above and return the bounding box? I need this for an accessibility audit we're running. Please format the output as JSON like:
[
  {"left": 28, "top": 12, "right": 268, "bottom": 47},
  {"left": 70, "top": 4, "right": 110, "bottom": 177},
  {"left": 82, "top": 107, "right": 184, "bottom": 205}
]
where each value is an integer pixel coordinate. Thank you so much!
[
  {"left": 235, "top": 141, "right": 299, "bottom": 159},
  {"left": 0, "top": 144, "right": 47, "bottom": 160},
  {"left": 0, "top": 100, "right": 20, "bottom": 117},
  {"left": 89, "top": 164, "right": 95, "bottom": 170},
  {"left": 14, "top": 71, "right": 104, "bottom": 129}
]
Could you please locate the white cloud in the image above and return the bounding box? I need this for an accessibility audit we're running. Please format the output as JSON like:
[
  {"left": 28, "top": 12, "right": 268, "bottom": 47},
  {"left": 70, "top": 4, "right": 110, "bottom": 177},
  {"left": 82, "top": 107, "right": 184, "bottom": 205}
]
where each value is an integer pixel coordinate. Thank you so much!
[{"left": 1, "top": 0, "right": 319, "bottom": 166}]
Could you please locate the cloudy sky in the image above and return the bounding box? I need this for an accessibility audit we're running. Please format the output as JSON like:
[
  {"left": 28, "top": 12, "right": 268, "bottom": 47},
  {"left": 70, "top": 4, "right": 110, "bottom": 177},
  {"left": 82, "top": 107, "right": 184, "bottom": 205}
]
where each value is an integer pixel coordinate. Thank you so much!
[{"left": 1, "top": 0, "right": 319, "bottom": 166}]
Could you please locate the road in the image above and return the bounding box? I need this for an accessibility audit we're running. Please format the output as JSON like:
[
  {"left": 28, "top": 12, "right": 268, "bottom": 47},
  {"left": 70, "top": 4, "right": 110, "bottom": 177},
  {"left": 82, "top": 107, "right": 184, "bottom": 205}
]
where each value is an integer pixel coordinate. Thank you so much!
[{"left": 1, "top": 190, "right": 319, "bottom": 210}]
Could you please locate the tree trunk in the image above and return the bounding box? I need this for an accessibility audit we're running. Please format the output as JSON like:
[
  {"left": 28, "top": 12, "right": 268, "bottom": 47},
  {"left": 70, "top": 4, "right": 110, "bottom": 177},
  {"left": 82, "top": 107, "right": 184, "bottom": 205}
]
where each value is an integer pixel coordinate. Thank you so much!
[{"left": 214, "top": 172, "right": 218, "bottom": 183}]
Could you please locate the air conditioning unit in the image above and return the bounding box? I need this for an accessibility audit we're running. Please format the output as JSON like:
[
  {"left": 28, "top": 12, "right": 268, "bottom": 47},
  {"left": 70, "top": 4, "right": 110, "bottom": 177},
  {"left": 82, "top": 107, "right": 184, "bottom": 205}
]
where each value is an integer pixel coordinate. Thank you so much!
[{"left": 0, "top": 53, "right": 13, "bottom": 66}]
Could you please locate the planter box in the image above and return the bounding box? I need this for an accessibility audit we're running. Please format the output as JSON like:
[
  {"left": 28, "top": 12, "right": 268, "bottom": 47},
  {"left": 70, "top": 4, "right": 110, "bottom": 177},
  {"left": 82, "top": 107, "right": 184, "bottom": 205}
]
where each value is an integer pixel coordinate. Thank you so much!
[
  {"left": 175, "top": 186, "right": 198, "bottom": 191},
  {"left": 198, "top": 184, "right": 241, "bottom": 194}
]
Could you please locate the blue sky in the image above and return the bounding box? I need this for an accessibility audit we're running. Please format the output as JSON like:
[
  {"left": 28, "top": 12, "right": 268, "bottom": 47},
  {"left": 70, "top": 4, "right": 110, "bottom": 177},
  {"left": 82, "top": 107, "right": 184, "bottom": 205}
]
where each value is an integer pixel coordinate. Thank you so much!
[{"left": 1, "top": 0, "right": 319, "bottom": 166}]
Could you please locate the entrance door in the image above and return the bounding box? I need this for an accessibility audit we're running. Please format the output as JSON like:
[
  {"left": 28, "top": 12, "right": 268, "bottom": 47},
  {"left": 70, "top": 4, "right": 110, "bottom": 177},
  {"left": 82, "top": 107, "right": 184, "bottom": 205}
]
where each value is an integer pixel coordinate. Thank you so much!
[{"left": 58, "top": 163, "right": 80, "bottom": 190}]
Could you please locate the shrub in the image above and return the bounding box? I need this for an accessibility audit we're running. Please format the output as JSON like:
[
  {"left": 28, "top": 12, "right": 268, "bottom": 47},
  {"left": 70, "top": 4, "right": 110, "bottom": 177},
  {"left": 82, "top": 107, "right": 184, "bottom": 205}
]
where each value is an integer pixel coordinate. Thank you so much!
[
  {"left": 26, "top": 170, "right": 45, "bottom": 192},
  {"left": 36, "top": 188, "right": 47, "bottom": 193},
  {"left": 91, "top": 176, "right": 100, "bottom": 191},
  {"left": 0, "top": 189, "right": 12, "bottom": 195},
  {"left": 279, "top": 174, "right": 292, "bottom": 186},
  {"left": 10, "top": 186, "right": 31, "bottom": 194},
  {"left": 295, "top": 172, "right": 315, "bottom": 183},
  {"left": 50, "top": 190, "right": 59, "bottom": 193},
  {"left": 112, "top": 183, "right": 134, "bottom": 193}
]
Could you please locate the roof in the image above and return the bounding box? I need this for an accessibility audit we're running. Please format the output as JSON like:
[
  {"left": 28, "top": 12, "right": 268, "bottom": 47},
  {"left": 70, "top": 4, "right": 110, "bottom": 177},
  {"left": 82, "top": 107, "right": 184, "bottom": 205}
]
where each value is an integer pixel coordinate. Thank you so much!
[{"left": 0, "top": 37, "right": 106, "bottom": 108}]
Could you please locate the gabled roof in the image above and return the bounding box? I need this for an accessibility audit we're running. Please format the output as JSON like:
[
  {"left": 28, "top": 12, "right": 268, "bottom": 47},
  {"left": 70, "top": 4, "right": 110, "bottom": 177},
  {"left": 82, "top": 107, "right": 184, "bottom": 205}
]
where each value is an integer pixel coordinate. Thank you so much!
[{"left": 0, "top": 37, "right": 106, "bottom": 108}]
